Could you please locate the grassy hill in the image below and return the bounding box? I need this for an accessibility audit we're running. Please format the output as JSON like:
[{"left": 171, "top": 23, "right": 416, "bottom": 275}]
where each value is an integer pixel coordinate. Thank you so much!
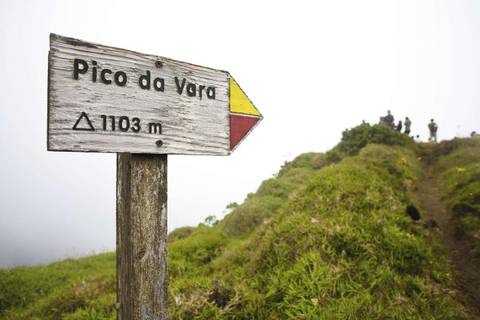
[{"left": 1, "top": 125, "right": 479, "bottom": 319}]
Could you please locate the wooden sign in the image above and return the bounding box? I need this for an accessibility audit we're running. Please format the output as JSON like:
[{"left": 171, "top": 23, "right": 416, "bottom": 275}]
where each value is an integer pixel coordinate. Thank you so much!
[{"left": 48, "top": 34, "right": 262, "bottom": 155}]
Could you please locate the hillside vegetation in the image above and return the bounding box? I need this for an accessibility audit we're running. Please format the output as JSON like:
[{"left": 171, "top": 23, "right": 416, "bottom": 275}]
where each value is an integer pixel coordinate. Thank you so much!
[
  {"left": 1, "top": 125, "right": 479, "bottom": 319},
  {"left": 433, "top": 138, "right": 480, "bottom": 257},
  {"left": 422, "top": 138, "right": 480, "bottom": 313}
]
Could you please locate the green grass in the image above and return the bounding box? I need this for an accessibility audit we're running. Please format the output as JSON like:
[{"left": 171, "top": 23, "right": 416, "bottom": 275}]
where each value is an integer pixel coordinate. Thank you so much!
[
  {"left": 1, "top": 127, "right": 477, "bottom": 319},
  {"left": 167, "top": 144, "right": 466, "bottom": 319},
  {"left": 0, "top": 253, "right": 116, "bottom": 320},
  {"left": 433, "top": 137, "right": 480, "bottom": 257}
]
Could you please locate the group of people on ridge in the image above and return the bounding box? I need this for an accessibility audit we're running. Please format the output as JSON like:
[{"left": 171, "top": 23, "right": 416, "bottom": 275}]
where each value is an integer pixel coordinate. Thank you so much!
[{"left": 379, "top": 110, "right": 438, "bottom": 142}]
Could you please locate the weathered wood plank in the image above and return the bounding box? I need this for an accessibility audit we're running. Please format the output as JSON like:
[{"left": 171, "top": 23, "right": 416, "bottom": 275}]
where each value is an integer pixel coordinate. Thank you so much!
[
  {"left": 116, "top": 154, "right": 168, "bottom": 320},
  {"left": 48, "top": 34, "right": 230, "bottom": 155}
]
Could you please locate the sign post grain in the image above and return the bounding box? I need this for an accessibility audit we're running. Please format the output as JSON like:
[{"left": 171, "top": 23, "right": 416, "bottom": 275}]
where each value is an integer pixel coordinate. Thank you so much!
[{"left": 117, "top": 154, "right": 167, "bottom": 320}]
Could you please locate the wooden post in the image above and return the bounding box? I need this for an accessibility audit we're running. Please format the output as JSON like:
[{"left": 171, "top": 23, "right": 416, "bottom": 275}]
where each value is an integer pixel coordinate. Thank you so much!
[{"left": 116, "top": 153, "right": 168, "bottom": 320}]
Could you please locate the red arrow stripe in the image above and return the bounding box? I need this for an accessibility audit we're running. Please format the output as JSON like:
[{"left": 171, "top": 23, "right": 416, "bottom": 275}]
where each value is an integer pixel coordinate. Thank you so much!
[{"left": 230, "top": 114, "right": 260, "bottom": 151}]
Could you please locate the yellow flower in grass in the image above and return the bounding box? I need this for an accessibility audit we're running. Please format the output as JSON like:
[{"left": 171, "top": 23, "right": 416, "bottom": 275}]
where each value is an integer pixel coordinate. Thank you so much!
[
  {"left": 456, "top": 167, "right": 465, "bottom": 173},
  {"left": 398, "top": 157, "right": 407, "bottom": 166}
]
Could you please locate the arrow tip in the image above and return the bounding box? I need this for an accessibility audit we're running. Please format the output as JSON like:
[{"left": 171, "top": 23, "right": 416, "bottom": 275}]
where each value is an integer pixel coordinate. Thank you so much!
[{"left": 229, "top": 76, "right": 262, "bottom": 151}]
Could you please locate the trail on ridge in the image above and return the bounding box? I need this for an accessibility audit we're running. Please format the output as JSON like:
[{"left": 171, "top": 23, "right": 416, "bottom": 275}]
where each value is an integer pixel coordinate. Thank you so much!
[{"left": 416, "top": 158, "right": 480, "bottom": 319}]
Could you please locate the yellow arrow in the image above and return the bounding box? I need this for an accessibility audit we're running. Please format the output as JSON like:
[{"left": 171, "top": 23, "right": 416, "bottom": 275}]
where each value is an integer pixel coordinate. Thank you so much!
[{"left": 229, "top": 77, "right": 261, "bottom": 117}]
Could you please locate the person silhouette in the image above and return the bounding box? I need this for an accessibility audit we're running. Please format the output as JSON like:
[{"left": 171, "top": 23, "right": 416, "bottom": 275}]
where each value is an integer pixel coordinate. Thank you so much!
[
  {"left": 428, "top": 119, "right": 438, "bottom": 142},
  {"left": 396, "top": 121, "right": 403, "bottom": 132},
  {"left": 404, "top": 117, "right": 411, "bottom": 135},
  {"left": 384, "top": 110, "right": 395, "bottom": 128}
]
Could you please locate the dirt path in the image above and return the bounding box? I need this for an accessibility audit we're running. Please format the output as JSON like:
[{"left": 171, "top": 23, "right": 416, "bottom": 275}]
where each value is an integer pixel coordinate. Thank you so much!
[{"left": 416, "top": 165, "right": 480, "bottom": 318}]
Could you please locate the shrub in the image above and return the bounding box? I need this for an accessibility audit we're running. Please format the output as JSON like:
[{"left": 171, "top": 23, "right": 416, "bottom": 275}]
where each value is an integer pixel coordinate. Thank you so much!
[
  {"left": 327, "top": 124, "right": 414, "bottom": 161},
  {"left": 168, "top": 226, "right": 196, "bottom": 242}
]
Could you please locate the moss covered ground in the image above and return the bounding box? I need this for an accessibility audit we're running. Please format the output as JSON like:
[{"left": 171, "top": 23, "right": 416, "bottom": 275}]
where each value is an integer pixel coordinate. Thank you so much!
[{"left": 1, "top": 125, "right": 479, "bottom": 319}]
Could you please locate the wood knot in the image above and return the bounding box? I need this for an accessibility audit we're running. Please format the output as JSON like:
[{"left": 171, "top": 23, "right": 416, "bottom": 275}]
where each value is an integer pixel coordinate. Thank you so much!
[{"left": 136, "top": 247, "right": 146, "bottom": 260}]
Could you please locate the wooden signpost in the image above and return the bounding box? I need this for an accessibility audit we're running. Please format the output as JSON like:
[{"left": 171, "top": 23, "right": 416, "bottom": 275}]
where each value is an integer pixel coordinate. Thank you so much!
[{"left": 47, "top": 34, "right": 262, "bottom": 319}]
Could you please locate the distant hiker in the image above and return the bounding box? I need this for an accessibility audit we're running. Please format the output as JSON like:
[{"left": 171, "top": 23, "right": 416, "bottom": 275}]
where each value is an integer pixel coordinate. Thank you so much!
[
  {"left": 404, "top": 117, "right": 411, "bottom": 135},
  {"left": 384, "top": 110, "right": 395, "bottom": 128},
  {"left": 428, "top": 119, "right": 438, "bottom": 142},
  {"left": 396, "top": 121, "right": 403, "bottom": 132}
]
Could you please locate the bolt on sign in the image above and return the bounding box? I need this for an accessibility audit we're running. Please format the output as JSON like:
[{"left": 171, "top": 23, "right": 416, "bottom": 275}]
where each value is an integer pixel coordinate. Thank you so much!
[{"left": 48, "top": 34, "right": 262, "bottom": 155}]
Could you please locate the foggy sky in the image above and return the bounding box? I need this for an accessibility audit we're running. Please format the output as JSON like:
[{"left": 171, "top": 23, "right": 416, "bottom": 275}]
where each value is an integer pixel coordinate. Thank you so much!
[{"left": 1, "top": 0, "right": 479, "bottom": 267}]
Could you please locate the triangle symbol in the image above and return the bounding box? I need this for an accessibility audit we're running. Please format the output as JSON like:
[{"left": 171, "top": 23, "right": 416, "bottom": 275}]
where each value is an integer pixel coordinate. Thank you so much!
[
  {"left": 72, "top": 112, "right": 95, "bottom": 131},
  {"left": 229, "top": 77, "right": 261, "bottom": 117},
  {"left": 230, "top": 114, "right": 260, "bottom": 150}
]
